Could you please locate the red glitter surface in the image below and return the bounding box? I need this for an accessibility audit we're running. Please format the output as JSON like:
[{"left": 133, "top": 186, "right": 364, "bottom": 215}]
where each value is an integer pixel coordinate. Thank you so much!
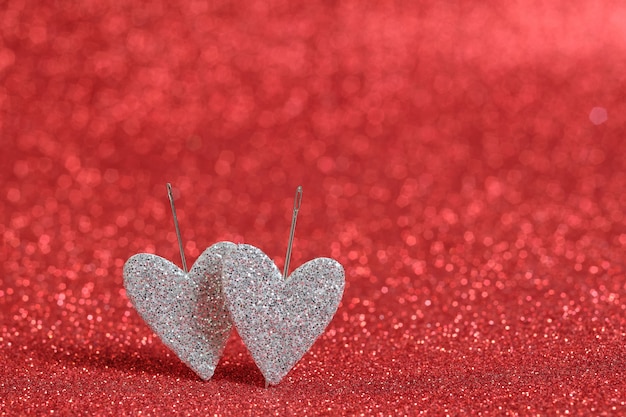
[{"left": 2, "top": 1, "right": 626, "bottom": 415}]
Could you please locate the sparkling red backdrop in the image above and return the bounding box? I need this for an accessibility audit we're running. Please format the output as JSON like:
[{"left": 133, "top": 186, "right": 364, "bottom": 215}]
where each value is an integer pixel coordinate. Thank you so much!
[{"left": 2, "top": 1, "right": 626, "bottom": 415}]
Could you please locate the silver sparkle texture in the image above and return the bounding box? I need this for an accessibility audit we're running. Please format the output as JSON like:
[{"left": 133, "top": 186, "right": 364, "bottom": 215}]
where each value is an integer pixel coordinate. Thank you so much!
[
  {"left": 123, "top": 241, "right": 235, "bottom": 380},
  {"left": 222, "top": 244, "right": 345, "bottom": 385}
]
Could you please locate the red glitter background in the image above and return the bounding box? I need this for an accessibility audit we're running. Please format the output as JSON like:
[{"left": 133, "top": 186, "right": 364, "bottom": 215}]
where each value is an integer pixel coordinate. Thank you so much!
[{"left": 2, "top": 1, "right": 626, "bottom": 415}]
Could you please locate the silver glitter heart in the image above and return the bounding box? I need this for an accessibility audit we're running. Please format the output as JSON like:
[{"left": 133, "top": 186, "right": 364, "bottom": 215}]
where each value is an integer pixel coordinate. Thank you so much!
[
  {"left": 222, "top": 244, "right": 345, "bottom": 385},
  {"left": 123, "top": 241, "right": 235, "bottom": 380}
]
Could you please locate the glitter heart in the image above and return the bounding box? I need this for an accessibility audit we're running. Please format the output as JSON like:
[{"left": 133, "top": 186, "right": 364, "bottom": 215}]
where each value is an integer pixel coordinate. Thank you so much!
[
  {"left": 123, "top": 241, "right": 235, "bottom": 380},
  {"left": 222, "top": 244, "right": 345, "bottom": 385}
]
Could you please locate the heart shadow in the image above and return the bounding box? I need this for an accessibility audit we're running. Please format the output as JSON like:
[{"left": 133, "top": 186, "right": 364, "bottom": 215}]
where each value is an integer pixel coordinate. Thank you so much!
[
  {"left": 210, "top": 331, "right": 266, "bottom": 387},
  {"left": 212, "top": 360, "right": 265, "bottom": 387},
  {"left": 51, "top": 340, "right": 199, "bottom": 381}
]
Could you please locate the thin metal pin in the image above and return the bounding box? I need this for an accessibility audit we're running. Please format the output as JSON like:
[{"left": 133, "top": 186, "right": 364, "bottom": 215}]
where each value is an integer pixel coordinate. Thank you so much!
[
  {"left": 167, "top": 183, "right": 188, "bottom": 273},
  {"left": 283, "top": 186, "right": 303, "bottom": 280}
]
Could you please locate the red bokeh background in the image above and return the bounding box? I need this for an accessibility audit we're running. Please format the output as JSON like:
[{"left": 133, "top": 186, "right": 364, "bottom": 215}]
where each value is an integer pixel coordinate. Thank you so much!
[{"left": 2, "top": 1, "right": 626, "bottom": 415}]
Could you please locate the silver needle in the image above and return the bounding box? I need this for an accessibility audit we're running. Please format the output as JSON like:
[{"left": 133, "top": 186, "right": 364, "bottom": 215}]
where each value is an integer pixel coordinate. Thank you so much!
[
  {"left": 283, "top": 186, "right": 303, "bottom": 280},
  {"left": 167, "top": 183, "right": 188, "bottom": 273}
]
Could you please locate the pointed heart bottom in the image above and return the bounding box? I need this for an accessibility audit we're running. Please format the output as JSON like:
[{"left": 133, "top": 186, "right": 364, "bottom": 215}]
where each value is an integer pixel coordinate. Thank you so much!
[
  {"left": 222, "top": 244, "right": 345, "bottom": 385},
  {"left": 123, "top": 241, "right": 235, "bottom": 380}
]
